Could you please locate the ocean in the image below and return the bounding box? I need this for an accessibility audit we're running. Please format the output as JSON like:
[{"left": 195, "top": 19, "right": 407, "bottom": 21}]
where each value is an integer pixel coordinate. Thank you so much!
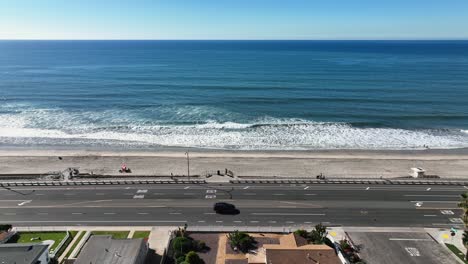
[{"left": 0, "top": 40, "right": 467, "bottom": 150}]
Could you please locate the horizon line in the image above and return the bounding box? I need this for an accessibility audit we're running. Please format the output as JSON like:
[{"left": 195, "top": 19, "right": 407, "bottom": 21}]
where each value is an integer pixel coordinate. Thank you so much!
[{"left": 1, "top": 38, "right": 468, "bottom": 41}]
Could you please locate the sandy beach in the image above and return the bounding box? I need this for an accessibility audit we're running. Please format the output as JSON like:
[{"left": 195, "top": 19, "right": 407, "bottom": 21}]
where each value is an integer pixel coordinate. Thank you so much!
[{"left": 1, "top": 147, "right": 467, "bottom": 179}]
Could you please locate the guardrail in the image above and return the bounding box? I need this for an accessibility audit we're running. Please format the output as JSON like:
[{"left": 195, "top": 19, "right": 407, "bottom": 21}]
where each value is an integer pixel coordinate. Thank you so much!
[
  {"left": 0, "top": 179, "right": 207, "bottom": 187},
  {"left": 230, "top": 179, "right": 468, "bottom": 185}
]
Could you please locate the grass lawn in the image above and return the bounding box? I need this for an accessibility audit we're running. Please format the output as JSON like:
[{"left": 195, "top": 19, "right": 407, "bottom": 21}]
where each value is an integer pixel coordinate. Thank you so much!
[
  {"left": 132, "top": 231, "right": 151, "bottom": 239},
  {"left": 445, "top": 243, "right": 468, "bottom": 263},
  {"left": 62, "top": 231, "right": 86, "bottom": 262},
  {"left": 91, "top": 231, "right": 129, "bottom": 239},
  {"left": 8, "top": 231, "right": 67, "bottom": 252}
]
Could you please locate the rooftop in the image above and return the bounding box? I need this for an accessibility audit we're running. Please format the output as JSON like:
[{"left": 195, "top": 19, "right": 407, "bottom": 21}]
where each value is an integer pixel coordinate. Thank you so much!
[
  {"left": 74, "top": 235, "right": 146, "bottom": 264},
  {"left": 250, "top": 233, "right": 341, "bottom": 264},
  {"left": 0, "top": 243, "right": 49, "bottom": 264}
]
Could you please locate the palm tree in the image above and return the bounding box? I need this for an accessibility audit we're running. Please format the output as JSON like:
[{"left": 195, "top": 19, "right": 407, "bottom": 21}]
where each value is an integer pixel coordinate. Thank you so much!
[{"left": 463, "top": 231, "right": 468, "bottom": 261}]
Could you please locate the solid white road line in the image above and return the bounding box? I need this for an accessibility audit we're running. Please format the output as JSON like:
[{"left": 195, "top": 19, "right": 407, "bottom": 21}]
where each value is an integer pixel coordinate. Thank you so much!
[
  {"left": 71, "top": 212, "right": 83, "bottom": 215},
  {"left": 204, "top": 212, "right": 216, "bottom": 215},
  {"left": 410, "top": 200, "right": 458, "bottom": 203},
  {"left": 304, "top": 194, "right": 317, "bottom": 196},
  {"left": 424, "top": 215, "right": 437, "bottom": 217},
  {"left": 7, "top": 220, "right": 188, "bottom": 223},
  {"left": 404, "top": 195, "right": 458, "bottom": 197},
  {"left": 252, "top": 213, "right": 325, "bottom": 216},
  {"left": 250, "top": 221, "right": 259, "bottom": 223},
  {"left": 243, "top": 193, "right": 256, "bottom": 195},
  {"left": 103, "top": 213, "right": 116, "bottom": 215},
  {"left": 389, "top": 238, "right": 432, "bottom": 241}
]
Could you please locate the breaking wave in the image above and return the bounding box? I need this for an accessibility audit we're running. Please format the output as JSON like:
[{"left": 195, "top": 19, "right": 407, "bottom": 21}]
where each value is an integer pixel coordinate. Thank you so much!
[{"left": 0, "top": 105, "right": 467, "bottom": 150}]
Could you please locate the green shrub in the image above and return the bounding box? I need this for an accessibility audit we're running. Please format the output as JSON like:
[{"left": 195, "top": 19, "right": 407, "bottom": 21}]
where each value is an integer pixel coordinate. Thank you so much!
[
  {"left": 227, "top": 231, "right": 256, "bottom": 253},
  {"left": 173, "top": 237, "right": 193, "bottom": 255},
  {"left": 294, "top": 229, "right": 309, "bottom": 239},
  {"left": 184, "top": 251, "right": 204, "bottom": 264}
]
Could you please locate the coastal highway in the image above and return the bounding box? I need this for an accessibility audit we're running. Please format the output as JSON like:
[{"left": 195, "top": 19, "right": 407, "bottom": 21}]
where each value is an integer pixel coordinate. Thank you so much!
[{"left": 0, "top": 183, "right": 464, "bottom": 228}]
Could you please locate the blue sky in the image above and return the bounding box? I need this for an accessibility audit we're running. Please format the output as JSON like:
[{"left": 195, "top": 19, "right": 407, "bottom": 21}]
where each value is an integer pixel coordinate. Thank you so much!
[{"left": 1, "top": 0, "right": 467, "bottom": 40}]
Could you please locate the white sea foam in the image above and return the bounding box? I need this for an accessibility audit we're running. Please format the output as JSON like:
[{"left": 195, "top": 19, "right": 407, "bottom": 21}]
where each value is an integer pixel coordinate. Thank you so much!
[
  {"left": 1, "top": 111, "right": 467, "bottom": 150},
  {"left": 1, "top": 103, "right": 467, "bottom": 150}
]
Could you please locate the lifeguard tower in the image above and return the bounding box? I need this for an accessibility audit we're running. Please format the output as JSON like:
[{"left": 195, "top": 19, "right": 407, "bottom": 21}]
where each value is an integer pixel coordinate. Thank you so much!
[{"left": 410, "top": 167, "right": 426, "bottom": 178}]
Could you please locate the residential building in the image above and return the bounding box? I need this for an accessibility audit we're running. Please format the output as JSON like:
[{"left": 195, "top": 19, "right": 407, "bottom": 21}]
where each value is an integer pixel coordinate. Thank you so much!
[
  {"left": 74, "top": 235, "right": 148, "bottom": 264},
  {"left": 0, "top": 243, "right": 49, "bottom": 264},
  {"left": 248, "top": 233, "right": 341, "bottom": 264}
]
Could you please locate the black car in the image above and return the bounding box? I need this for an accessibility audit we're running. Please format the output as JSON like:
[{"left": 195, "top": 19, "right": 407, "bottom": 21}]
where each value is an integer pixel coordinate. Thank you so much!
[{"left": 213, "top": 202, "right": 238, "bottom": 214}]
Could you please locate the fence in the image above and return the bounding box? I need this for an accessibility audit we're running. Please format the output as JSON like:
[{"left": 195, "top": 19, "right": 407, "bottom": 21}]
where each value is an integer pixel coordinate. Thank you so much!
[
  {"left": 0, "top": 179, "right": 207, "bottom": 187},
  {"left": 230, "top": 179, "right": 468, "bottom": 185}
]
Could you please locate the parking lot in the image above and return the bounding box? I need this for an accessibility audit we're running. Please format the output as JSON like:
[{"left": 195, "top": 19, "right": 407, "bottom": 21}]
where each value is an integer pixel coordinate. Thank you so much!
[{"left": 347, "top": 231, "right": 458, "bottom": 264}]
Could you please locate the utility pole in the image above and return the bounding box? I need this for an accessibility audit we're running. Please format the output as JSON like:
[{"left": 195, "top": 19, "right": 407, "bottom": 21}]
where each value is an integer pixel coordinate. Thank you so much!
[{"left": 185, "top": 151, "right": 190, "bottom": 181}]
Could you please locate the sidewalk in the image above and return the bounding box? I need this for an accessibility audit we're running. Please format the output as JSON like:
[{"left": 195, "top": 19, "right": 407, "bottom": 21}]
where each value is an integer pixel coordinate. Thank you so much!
[
  {"left": 148, "top": 226, "right": 177, "bottom": 255},
  {"left": 426, "top": 228, "right": 465, "bottom": 253}
]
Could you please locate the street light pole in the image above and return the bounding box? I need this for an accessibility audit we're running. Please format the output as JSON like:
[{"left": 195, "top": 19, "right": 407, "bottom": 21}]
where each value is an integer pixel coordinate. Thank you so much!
[{"left": 185, "top": 151, "right": 190, "bottom": 181}]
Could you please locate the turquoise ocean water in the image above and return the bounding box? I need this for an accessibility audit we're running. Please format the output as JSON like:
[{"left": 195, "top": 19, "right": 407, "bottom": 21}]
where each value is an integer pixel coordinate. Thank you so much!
[{"left": 0, "top": 40, "right": 467, "bottom": 150}]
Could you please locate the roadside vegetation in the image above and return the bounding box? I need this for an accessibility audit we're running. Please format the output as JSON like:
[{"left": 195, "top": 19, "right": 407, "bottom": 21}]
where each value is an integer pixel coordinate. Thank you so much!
[
  {"left": 458, "top": 192, "right": 468, "bottom": 260},
  {"left": 52, "top": 231, "right": 78, "bottom": 261},
  {"left": 294, "top": 224, "right": 366, "bottom": 264},
  {"left": 226, "top": 230, "right": 256, "bottom": 253},
  {"left": 90, "top": 230, "right": 129, "bottom": 239},
  {"left": 446, "top": 243, "right": 468, "bottom": 263},
  {"left": 171, "top": 225, "right": 207, "bottom": 264},
  {"left": 294, "top": 223, "right": 331, "bottom": 245},
  {"left": 62, "top": 231, "right": 86, "bottom": 262},
  {"left": 7, "top": 231, "right": 67, "bottom": 252},
  {"left": 0, "top": 224, "right": 12, "bottom": 232},
  {"left": 132, "top": 230, "right": 151, "bottom": 239}
]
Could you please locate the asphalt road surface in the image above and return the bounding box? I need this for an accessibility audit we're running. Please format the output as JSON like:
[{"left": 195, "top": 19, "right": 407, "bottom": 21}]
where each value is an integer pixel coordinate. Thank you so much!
[{"left": 0, "top": 183, "right": 464, "bottom": 227}]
